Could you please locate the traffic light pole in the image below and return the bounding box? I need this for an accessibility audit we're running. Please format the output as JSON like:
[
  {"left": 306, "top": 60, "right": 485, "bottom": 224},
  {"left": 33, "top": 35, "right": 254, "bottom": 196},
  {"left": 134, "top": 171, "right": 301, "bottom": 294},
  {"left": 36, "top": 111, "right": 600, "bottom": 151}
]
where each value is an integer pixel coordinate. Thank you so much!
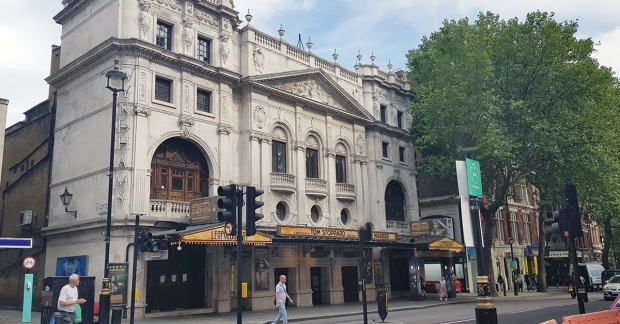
[
  {"left": 236, "top": 189, "right": 243, "bottom": 324},
  {"left": 568, "top": 235, "right": 585, "bottom": 314},
  {"left": 358, "top": 229, "right": 368, "bottom": 324},
  {"left": 130, "top": 214, "right": 140, "bottom": 324}
]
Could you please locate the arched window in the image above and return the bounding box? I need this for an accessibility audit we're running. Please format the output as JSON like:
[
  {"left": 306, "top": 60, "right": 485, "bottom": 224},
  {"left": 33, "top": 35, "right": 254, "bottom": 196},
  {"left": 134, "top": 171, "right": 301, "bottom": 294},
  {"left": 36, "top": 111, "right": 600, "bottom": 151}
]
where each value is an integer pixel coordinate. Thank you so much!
[
  {"left": 385, "top": 181, "right": 405, "bottom": 221},
  {"left": 276, "top": 202, "right": 287, "bottom": 221},
  {"left": 306, "top": 135, "right": 319, "bottom": 178},
  {"left": 150, "top": 138, "right": 209, "bottom": 201},
  {"left": 272, "top": 127, "right": 287, "bottom": 173}
]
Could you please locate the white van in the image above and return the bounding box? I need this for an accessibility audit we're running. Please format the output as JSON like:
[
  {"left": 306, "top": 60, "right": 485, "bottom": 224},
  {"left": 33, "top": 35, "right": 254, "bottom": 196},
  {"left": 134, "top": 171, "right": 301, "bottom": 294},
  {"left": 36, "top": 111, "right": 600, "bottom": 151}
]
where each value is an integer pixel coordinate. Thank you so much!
[{"left": 571, "top": 263, "right": 605, "bottom": 290}]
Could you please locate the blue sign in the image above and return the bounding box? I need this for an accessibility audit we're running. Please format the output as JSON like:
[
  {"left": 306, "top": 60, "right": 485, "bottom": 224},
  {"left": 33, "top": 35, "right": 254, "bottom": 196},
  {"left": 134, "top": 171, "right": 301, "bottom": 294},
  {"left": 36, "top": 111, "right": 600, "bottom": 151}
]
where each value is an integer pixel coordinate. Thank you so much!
[
  {"left": 467, "top": 247, "right": 477, "bottom": 260},
  {"left": 0, "top": 238, "right": 32, "bottom": 249}
]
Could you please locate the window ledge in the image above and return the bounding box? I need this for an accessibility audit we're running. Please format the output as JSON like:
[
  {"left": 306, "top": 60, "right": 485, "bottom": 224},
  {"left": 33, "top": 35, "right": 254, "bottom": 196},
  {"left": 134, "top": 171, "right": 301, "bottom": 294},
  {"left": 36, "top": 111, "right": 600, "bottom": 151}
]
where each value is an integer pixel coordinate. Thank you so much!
[
  {"left": 152, "top": 99, "right": 176, "bottom": 109},
  {"left": 195, "top": 110, "right": 215, "bottom": 118}
]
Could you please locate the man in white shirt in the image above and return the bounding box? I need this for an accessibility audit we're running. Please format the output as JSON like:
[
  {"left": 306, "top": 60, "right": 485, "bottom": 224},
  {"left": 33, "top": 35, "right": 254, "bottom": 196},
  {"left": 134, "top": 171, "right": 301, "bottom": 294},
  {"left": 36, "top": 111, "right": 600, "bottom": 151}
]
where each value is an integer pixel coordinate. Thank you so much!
[
  {"left": 271, "top": 275, "right": 293, "bottom": 324},
  {"left": 58, "top": 274, "right": 86, "bottom": 323}
]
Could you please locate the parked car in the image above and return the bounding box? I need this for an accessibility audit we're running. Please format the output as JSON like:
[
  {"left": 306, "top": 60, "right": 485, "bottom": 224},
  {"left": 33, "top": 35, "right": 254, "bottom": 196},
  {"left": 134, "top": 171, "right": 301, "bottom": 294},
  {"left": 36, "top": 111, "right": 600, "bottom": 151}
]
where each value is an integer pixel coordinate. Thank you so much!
[
  {"left": 602, "top": 269, "right": 620, "bottom": 284},
  {"left": 603, "top": 275, "right": 620, "bottom": 300}
]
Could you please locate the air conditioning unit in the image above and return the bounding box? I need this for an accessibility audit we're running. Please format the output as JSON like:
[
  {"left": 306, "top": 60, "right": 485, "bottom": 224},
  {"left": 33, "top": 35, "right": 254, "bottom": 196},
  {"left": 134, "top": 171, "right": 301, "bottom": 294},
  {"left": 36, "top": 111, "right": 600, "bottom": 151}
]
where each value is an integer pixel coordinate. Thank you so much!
[{"left": 19, "top": 210, "right": 33, "bottom": 226}]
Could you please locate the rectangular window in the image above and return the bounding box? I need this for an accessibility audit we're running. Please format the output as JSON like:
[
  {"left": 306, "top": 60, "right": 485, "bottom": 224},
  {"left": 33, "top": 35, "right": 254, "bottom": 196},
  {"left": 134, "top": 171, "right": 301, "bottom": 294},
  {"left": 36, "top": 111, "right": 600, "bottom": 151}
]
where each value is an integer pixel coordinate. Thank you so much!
[
  {"left": 197, "top": 37, "right": 211, "bottom": 64},
  {"left": 155, "top": 77, "right": 172, "bottom": 103},
  {"left": 495, "top": 210, "right": 505, "bottom": 243},
  {"left": 306, "top": 148, "right": 319, "bottom": 178},
  {"left": 380, "top": 105, "right": 387, "bottom": 123},
  {"left": 523, "top": 211, "right": 531, "bottom": 243},
  {"left": 335, "top": 155, "right": 347, "bottom": 183},
  {"left": 397, "top": 111, "right": 403, "bottom": 128},
  {"left": 160, "top": 168, "right": 168, "bottom": 189},
  {"left": 382, "top": 142, "right": 389, "bottom": 158},
  {"left": 171, "top": 169, "right": 184, "bottom": 191},
  {"left": 187, "top": 171, "right": 194, "bottom": 192},
  {"left": 197, "top": 89, "right": 211, "bottom": 113},
  {"left": 272, "top": 141, "right": 287, "bottom": 173},
  {"left": 156, "top": 21, "right": 172, "bottom": 50},
  {"left": 399, "top": 146, "right": 405, "bottom": 162},
  {"left": 510, "top": 210, "right": 518, "bottom": 242}
]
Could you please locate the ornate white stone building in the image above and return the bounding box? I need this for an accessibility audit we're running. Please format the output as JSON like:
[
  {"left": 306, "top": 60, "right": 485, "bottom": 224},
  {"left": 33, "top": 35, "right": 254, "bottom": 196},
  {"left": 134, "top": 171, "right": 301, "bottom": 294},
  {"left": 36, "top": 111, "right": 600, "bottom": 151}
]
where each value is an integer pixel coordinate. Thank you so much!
[{"left": 42, "top": 0, "right": 433, "bottom": 317}]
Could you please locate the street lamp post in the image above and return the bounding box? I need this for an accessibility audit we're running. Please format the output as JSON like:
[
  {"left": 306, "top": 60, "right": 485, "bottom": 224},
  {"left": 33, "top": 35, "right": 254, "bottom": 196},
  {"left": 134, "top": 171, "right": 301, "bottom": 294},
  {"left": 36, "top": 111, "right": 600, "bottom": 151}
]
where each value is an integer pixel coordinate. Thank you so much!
[{"left": 100, "top": 60, "right": 127, "bottom": 324}]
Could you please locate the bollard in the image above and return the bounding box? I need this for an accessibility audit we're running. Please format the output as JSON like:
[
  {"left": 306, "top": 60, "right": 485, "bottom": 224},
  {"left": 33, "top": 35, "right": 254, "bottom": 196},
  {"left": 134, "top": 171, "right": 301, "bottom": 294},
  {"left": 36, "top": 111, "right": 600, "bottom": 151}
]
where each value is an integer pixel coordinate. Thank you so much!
[
  {"left": 111, "top": 307, "right": 123, "bottom": 324},
  {"left": 475, "top": 276, "right": 498, "bottom": 324},
  {"left": 503, "top": 283, "right": 506, "bottom": 297}
]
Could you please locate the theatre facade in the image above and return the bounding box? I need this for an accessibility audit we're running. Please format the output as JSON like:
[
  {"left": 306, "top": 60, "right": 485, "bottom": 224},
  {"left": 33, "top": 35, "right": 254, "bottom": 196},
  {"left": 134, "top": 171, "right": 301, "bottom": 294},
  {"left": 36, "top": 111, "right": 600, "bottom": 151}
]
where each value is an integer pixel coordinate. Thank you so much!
[{"left": 41, "top": 0, "right": 464, "bottom": 317}]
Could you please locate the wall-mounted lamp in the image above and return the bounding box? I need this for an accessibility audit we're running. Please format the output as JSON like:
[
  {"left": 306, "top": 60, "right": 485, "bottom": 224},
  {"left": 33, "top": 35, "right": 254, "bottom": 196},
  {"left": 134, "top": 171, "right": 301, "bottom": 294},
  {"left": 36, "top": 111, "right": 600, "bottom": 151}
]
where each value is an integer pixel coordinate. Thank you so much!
[{"left": 59, "top": 187, "right": 78, "bottom": 218}]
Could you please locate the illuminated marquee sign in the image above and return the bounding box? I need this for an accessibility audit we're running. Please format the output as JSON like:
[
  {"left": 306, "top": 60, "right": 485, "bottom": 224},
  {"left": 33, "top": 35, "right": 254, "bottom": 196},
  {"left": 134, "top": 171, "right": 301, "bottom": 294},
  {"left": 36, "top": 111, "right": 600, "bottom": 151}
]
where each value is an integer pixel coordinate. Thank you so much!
[
  {"left": 278, "top": 226, "right": 398, "bottom": 241},
  {"left": 181, "top": 225, "right": 272, "bottom": 244}
]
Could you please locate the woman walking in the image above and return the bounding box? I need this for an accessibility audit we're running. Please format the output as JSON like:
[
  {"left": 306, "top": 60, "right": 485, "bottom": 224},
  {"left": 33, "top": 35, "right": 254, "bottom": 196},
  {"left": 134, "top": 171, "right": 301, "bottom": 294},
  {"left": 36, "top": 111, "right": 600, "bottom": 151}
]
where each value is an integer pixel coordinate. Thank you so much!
[{"left": 439, "top": 275, "right": 448, "bottom": 301}]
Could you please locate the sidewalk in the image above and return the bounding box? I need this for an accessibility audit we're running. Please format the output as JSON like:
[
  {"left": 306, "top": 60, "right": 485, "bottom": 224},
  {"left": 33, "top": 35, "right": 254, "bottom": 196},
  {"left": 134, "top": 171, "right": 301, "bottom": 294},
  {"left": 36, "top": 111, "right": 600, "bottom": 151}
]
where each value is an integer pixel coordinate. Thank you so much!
[{"left": 0, "top": 289, "right": 561, "bottom": 324}]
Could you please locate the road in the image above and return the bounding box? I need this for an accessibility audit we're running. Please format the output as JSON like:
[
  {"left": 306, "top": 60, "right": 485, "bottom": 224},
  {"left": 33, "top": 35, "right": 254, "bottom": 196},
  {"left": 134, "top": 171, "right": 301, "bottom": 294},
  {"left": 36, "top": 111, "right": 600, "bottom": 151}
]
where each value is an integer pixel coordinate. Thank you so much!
[{"left": 312, "top": 294, "right": 613, "bottom": 324}]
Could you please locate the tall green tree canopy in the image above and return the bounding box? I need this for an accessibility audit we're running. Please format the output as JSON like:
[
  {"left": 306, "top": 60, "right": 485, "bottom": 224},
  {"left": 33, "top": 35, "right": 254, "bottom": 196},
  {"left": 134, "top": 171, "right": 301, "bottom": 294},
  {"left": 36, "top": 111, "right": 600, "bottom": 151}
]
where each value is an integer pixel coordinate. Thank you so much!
[{"left": 407, "top": 11, "right": 620, "bottom": 289}]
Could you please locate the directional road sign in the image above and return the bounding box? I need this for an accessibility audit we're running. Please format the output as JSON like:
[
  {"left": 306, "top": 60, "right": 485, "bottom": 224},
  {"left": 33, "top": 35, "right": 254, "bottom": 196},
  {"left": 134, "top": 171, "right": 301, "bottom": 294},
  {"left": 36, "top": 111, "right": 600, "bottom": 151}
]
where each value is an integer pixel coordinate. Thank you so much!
[{"left": 0, "top": 238, "right": 33, "bottom": 249}]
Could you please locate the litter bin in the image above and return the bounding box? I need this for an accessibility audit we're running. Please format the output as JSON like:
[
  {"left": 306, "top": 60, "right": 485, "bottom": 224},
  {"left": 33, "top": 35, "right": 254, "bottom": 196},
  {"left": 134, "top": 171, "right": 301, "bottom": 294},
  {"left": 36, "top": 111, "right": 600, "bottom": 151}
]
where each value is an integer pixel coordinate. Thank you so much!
[{"left": 40, "top": 276, "right": 96, "bottom": 324}]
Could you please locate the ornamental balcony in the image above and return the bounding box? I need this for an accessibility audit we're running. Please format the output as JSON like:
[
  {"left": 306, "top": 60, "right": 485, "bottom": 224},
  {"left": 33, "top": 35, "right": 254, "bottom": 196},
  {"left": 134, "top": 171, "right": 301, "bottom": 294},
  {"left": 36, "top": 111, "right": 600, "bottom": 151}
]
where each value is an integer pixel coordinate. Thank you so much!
[
  {"left": 270, "top": 172, "right": 296, "bottom": 194},
  {"left": 305, "top": 178, "right": 328, "bottom": 198},
  {"left": 150, "top": 200, "right": 190, "bottom": 220},
  {"left": 335, "top": 183, "right": 356, "bottom": 201}
]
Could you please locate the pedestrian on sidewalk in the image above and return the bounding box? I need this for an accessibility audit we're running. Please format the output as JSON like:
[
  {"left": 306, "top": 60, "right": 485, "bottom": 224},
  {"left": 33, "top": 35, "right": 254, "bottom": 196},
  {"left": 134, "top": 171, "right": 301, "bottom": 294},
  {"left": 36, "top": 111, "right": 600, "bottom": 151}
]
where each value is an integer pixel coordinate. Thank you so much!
[
  {"left": 524, "top": 274, "right": 532, "bottom": 291},
  {"left": 419, "top": 274, "right": 426, "bottom": 297},
  {"left": 57, "top": 274, "right": 86, "bottom": 324},
  {"left": 439, "top": 276, "right": 448, "bottom": 301},
  {"left": 272, "top": 275, "right": 294, "bottom": 324},
  {"left": 517, "top": 274, "right": 523, "bottom": 292},
  {"left": 497, "top": 274, "right": 505, "bottom": 292}
]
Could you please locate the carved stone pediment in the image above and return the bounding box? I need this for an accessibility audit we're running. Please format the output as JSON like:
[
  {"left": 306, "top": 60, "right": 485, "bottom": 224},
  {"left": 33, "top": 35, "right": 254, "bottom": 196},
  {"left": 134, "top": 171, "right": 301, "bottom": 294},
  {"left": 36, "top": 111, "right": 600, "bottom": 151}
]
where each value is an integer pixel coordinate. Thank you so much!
[{"left": 247, "top": 69, "right": 374, "bottom": 123}]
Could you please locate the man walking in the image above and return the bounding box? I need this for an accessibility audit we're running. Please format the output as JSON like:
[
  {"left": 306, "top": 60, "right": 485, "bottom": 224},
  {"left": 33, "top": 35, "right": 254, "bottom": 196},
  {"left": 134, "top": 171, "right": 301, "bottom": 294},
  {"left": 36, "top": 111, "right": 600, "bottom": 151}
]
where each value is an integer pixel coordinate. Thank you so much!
[
  {"left": 58, "top": 274, "right": 86, "bottom": 323},
  {"left": 272, "top": 275, "right": 294, "bottom": 324}
]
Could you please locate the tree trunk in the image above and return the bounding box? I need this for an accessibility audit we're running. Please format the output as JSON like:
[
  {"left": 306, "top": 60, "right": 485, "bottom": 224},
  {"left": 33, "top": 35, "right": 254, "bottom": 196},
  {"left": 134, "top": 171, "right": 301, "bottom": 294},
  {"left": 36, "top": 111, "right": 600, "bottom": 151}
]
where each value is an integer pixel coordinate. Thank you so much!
[
  {"left": 537, "top": 207, "right": 547, "bottom": 292},
  {"left": 602, "top": 218, "right": 612, "bottom": 269},
  {"left": 481, "top": 206, "right": 499, "bottom": 297}
]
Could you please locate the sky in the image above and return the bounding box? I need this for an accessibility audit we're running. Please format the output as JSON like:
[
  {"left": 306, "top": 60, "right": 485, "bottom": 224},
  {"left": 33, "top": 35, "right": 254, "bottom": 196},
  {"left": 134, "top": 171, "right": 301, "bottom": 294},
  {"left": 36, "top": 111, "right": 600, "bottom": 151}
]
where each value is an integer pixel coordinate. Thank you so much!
[{"left": 1, "top": 0, "right": 619, "bottom": 127}]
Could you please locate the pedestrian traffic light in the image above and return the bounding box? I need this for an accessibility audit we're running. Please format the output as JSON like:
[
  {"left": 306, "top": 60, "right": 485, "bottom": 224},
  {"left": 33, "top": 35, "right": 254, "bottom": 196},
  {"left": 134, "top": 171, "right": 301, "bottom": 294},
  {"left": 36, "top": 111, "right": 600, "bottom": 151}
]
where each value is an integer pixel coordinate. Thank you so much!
[
  {"left": 561, "top": 184, "right": 583, "bottom": 238},
  {"left": 551, "top": 209, "right": 569, "bottom": 237},
  {"left": 139, "top": 231, "right": 165, "bottom": 252},
  {"left": 218, "top": 184, "right": 237, "bottom": 236},
  {"left": 245, "top": 186, "right": 264, "bottom": 236}
]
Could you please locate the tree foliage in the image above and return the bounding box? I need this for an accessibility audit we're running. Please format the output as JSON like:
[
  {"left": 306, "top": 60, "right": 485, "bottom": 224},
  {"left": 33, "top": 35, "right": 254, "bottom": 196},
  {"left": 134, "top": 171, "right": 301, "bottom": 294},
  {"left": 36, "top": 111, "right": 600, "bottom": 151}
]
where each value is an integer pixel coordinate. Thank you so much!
[{"left": 407, "top": 11, "right": 620, "bottom": 295}]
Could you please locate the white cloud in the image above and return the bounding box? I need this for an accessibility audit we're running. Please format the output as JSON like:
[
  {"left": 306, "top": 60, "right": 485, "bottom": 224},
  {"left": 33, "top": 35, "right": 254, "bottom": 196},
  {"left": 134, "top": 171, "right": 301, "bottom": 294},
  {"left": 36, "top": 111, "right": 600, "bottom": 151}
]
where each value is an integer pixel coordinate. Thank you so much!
[{"left": 591, "top": 27, "right": 620, "bottom": 73}]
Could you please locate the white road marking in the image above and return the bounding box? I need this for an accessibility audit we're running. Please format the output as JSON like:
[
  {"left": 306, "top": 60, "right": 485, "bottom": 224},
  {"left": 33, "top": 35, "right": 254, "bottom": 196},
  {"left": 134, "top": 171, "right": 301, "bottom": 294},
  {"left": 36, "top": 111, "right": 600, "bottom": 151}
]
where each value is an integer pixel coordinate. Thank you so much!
[
  {"left": 509, "top": 303, "right": 575, "bottom": 314},
  {"left": 443, "top": 319, "right": 475, "bottom": 324}
]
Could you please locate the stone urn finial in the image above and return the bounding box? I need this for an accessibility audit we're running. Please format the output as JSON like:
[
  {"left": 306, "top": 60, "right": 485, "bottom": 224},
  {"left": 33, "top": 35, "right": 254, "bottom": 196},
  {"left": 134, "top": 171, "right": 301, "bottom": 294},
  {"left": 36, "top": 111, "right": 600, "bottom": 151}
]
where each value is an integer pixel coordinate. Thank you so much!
[{"left": 245, "top": 9, "right": 252, "bottom": 26}]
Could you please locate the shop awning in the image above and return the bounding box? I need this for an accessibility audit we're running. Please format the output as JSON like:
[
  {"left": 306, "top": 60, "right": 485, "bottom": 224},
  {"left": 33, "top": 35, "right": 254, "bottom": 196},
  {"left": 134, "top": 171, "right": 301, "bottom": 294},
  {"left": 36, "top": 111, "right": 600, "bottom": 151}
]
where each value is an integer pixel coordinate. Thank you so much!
[
  {"left": 154, "top": 223, "right": 272, "bottom": 245},
  {"left": 410, "top": 236, "right": 465, "bottom": 252}
]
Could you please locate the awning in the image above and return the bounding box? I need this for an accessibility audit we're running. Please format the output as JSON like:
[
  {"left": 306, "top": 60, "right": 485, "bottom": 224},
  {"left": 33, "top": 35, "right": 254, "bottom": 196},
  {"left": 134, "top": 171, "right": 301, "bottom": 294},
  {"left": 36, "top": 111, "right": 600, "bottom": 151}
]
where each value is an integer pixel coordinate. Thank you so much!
[
  {"left": 154, "top": 223, "right": 272, "bottom": 246},
  {"left": 410, "top": 236, "right": 465, "bottom": 252}
]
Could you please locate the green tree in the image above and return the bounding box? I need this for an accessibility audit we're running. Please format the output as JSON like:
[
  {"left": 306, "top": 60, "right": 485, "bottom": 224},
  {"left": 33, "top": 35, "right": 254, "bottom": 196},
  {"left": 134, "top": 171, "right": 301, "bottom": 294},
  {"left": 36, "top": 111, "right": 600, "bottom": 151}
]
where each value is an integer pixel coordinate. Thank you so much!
[{"left": 407, "top": 11, "right": 620, "bottom": 295}]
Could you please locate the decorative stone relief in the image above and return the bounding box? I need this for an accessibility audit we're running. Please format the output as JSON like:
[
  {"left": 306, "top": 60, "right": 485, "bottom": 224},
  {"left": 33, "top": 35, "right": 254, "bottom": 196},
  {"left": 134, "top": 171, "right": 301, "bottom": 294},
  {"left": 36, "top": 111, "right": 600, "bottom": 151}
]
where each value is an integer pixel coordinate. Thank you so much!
[
  {"left": 373, "top": 101, "right": 379, "bottom": 119},
  {"left": 394, "top": 168, "right": 401, "bottom": 177},
  {"left": 356, "top": 134, "right": 365, "bottom": 155},
  {"left": 181, "top": 127, "right": 191, "bottom": 138},
  {"left": 253, "top": 105, "right": 266, "bottom": 129},
  {"left": 183, "top": 84, "right": 190, "bottom": 112},
  {"left": 229, "top": 0, "right": 235, "bottom": 8},
  {"left": 139, "top": 72, "right": 146, "bottom": 102},
  {"left": 335, "top": 143, "right": 346, "bottom": 155},
  {"left": 297, "top": 117, "right": 302, "bottom": 138},
  {"left": 252, "top": 48, "right": 264, "bottom": 73},
  {"left": 219, "top": 32, "right": 231, "bottom": 65},
  {"left": 352, "top": 88, "right": 360, "bottom": 102},
  {"left": 325, "top": 148, "right": 335, "bottom": 157},
  {"left": 328, "top": 127, "right": 332, "bottom": 142},
  {"left": 179, "top": 115, "right": 195, "bottom": 127},
  {"left": 294, "top": 141, "right": 306, "bottom": 151},
  {"left": 272, "top": 127, "right": 286, "bottom": 141},
  {"left": 249, "top": 131, "right": 270, "bottom": 142},
  {"left": 155, "top": 0, "right": 182, "bottom": 12},
  {"left": 276, "top": 80, "right": 341, "bottom": 108},
  {"left": 217, "top": 125, "right": 232, "bottom": 135},
  {"left": 186, "top": 2, "right": 193, "bottom": 14},
  {"left": 306, "top": 135, "right": 318, "bottom": 149},
  {"left": 134, "top": 105, "right": 152, "bottom": 117},
  {"left": 195, "top": 10, "right": 219, "bottom": 28},
  {"left": 223, "top": 18, "right": 230, "bottom": 30},
  {"left": 182, "top": 18, "right": 194, "bottom": 55},
  {"left": 221, "top": 94, "right": 228, "bottom": 122},
  {"left": 138, "top": 0, "right": 152, "bottom": 12},
  {"left": 139, "top": 11, "right": 152, "bottom": 40}
]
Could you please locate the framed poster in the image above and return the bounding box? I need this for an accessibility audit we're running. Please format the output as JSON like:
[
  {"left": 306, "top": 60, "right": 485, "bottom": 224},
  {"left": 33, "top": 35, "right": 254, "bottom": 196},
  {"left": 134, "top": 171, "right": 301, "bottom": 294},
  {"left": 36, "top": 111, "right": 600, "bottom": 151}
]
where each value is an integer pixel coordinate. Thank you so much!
[
  {"left": 255, "top": 248, "right": 270, "bottom": 291},
  {"left": 55, "top": 256, "right": 88, "bottom": 276},
  {"left": 109, "top": 262, "right": 129, "bottom": 305}
]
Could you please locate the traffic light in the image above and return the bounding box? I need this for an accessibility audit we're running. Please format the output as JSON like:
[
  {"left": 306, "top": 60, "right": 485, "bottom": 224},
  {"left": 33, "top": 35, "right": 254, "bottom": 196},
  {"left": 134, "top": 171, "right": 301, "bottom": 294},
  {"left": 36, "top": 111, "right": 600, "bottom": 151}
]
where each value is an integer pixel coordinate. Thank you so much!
[
  {"left": 139, "top": 231, "right": 165, "bottom": 252},
  {"left": 360, "top": 224, "right": 373, "bottom": 242},
  {"left": 218, "top": 184, "right": 237, "bottom": 236},
  {"left": 245, "top": 186, "right": 264, "bottom": 236},
  {"left": 551, "top": 209, "right": 569, "bottom": 237},
  {"left": 561, "top": 184, "right": 583, "bottom": 238}
]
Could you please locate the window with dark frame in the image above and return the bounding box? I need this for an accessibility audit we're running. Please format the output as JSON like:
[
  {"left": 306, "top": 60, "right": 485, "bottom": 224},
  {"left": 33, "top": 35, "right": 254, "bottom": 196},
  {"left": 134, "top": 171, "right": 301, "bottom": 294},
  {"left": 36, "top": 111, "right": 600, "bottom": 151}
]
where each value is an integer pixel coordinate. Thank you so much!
[
  {"left": 335, "top": 155, "right": 347, "bottom": 183},
  {"left": 399, "top": 146, "right": 405, "bottom": 162},
  {"left": 272, "top": 140, "right": 287, "bottom": 173},
  {"left": 197, "top": 37, "right": 211, "bottom": 64},
  {"left": 397, "top": 111, "right": 403, "bottom": 128},
  {"left": 310, "top": 206, "right": 320, "bottom": 223},
  {"left": 380, "top": 105, "right": 387, "bottom": 123},
  {"left": 340, "top": 209, "right": 349, "bottom": 225},
  {"left": 197, "top": 89, "right": 211, "bottom": 113},
  {"left": 306, "top": 148, "right": 319, "bottom": 178},
  {"left": 155, "top": 77, "right": 172, "bottom": 102},
  {"left": 385, "top": 181, "right": 405, "bottom": 221},
  {"left": 382, "top": 142, "right": 389, "bottom": 158},
  {"left": 156, "top": 21, "right": 172, "bottom": 50},
  {"left": 276, "top": 202, "right": 286, "bottom": 221}
]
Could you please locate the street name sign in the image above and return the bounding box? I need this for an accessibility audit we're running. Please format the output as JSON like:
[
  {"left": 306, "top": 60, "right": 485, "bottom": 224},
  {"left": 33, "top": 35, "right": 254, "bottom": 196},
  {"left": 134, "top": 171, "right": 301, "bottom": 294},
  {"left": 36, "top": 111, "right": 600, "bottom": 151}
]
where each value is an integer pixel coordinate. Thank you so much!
[
  {"left": 0, "top": 238, "right": 33, "bottom": 249},
  {"left": 466, "top": 158, "right": 483, "bottom": 197}
]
